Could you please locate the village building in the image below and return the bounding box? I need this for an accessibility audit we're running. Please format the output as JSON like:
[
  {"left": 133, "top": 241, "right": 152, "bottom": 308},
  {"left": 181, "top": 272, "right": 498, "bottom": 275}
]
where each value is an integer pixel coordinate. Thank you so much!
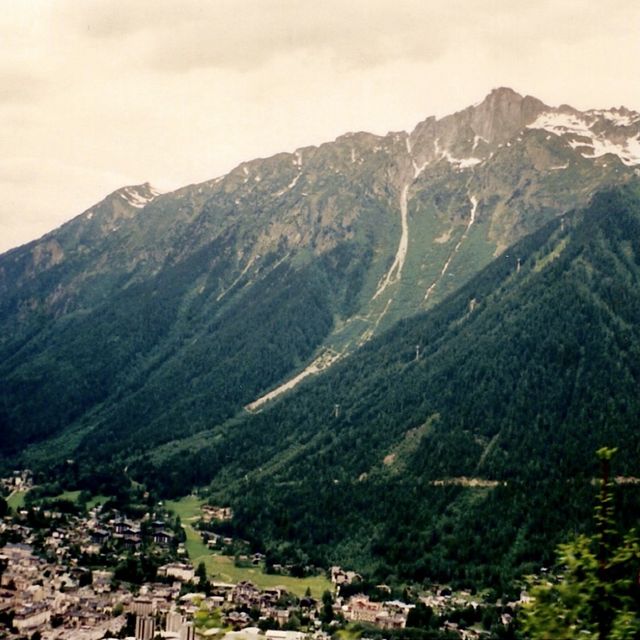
[
  {"left": 201, "top": 505, "right": 234, "bottom": 522},
  {"left": 330, "top": 566, "right": 362, "bottom": 586},
  {"left": 158, "top": 561, "right": 195, "bottom": 582}
]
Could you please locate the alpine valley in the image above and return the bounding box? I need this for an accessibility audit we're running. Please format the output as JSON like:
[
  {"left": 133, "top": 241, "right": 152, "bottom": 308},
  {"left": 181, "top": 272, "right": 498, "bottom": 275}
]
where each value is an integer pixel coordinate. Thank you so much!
[{"left": 2, "top": 88, "right": 640, "bottom": 590}]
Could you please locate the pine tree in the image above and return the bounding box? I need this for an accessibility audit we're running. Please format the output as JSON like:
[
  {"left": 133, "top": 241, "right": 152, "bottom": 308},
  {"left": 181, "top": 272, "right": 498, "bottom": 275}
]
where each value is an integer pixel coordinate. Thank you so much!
[{"left": 521, "top": 448, "right": 640, "bottom": 639}]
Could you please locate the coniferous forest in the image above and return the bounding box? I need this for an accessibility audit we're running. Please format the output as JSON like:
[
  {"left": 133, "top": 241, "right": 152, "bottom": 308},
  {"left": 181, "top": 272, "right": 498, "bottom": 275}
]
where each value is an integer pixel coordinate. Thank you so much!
[{"left": 5, "top": 184, "right": 638, "bottom": 593}]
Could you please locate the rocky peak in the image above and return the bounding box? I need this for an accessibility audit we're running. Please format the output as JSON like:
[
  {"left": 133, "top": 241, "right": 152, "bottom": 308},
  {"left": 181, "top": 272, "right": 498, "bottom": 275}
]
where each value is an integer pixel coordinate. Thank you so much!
[
  {"left": 111, "top": 182, "right": 162, "bottom": 210},
  {"left": 467, "top": 87, "right": 547, "bottom": 144},
  {"left": 407, "top": 88, "right": 548, "bottom": 169}
]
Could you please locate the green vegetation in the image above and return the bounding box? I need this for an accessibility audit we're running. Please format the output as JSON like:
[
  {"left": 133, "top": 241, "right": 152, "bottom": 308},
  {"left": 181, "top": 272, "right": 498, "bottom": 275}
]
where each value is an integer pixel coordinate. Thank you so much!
[
  {"left": 198, "top": 555, "right": 331, "bottom": 597},
  {"left": 55, "top": 490, "right": 81, "bottom": 502},
  {"left": 522, "top": 449, "right": 640, "bottom": 639},
  {"left": 165, "top": 495, "right": 204, "bottom": 521},
  {"left": 194, "top": 602, "right": 226, "bottom": 632},
  {"left": 85, "top": 494, "right": 110, "bottom": 509},
  {"left": 166, "top": 496, "right": 332, "bottom": 597},
  {"left": 147, "top": 186, "right": 640, "bottom": 592},
  {"left": 2, "top": 165, "right": 640, "bottom": 595},
  {"left": 7, "top": 490, "right": 27, "bottom": 512}
]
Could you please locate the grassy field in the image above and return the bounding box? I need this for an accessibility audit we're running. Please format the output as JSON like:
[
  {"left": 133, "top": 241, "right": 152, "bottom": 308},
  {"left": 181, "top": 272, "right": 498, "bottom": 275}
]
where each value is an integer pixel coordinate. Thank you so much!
[
  {"left": 86, "top": 494, "right": 110, "bottom": 509},
  {"left": 7, "top": 490, "right": 28, "bottom": 511},
  {"left": 166, "top": 496, "right": 332, "bottom": 598},
  {"left": 51, "top": 491, "right": 110, "bottom": 509},
  {"left": 56, "top": 490, "right": 82, "bottom": 502},
  {"left": 7, "top": 489, "right": 110, "bottom": 512}
]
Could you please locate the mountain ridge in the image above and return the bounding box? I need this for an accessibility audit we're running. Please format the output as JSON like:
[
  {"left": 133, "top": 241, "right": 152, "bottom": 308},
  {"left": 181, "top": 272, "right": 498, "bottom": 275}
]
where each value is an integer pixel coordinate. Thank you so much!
[{"left": 2, "top": 86, "right": 640, "bottom": 463}]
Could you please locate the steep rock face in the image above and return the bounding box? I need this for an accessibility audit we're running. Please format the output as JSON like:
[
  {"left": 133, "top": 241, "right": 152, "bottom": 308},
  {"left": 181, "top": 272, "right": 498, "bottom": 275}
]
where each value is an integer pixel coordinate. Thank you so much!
[
  {"left": 408, "top": 88, "right": 547, "bottom": 169},
  {"left": 467, "top": 87, "right": 547, "bottom": 143},
  {"left": 1, "top": 88, "right": 640, "bottom": 464}
]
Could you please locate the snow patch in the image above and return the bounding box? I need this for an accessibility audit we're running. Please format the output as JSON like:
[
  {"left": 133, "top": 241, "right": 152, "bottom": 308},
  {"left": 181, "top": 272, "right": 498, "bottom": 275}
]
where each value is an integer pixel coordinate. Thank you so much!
[
  {"left": 472, "top": 135, "right": 487, "bottom": 151},
  {"left": 435, "top": 139, "right": 482, "bottom": 169},
  {"left": 588, "top": 109, "right": 640, "bottom": 127},
  {"left": 373, "top": 183, "right": 410, "bottom": 299},
  {"left": 456, "top": 157, "right": 483, "bottom": 168},
  {"left": 424, "top": 195, "right": 478, "bottom": 302},
  {"left": 273, "top": 173, "right": 301, "bottom": 198},
  {"left": 405, "top": 136, "right": 412, "bottom": 155},
  {"left": 121, "top": 186, "right": 159, "bottom": 209},
  {"left": 528, "top": 111, "right": 640, "bottom": 166},
  {"left": 412, "top": 159, "right": 430, "bottom": 179},
  {"left": 274, "top": 151, "right": 304, "bottom": 197}
]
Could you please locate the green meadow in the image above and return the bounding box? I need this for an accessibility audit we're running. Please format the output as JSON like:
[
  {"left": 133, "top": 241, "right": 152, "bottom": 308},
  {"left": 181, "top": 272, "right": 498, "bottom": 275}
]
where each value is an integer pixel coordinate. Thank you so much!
[{"left": 166, "top": 495, "right": 332, "bottom": 598}]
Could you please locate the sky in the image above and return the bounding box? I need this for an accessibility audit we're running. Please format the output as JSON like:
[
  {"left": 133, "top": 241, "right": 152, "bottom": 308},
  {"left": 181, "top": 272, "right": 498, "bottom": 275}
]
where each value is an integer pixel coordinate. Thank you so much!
[{"left": 2, "top": 0, "right": 640, "bottom": 252}]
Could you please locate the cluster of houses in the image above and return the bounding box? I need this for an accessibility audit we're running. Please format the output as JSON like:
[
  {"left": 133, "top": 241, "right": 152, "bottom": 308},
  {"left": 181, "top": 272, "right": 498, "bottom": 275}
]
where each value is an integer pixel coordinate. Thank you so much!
[
  {"left": 0, "top": 542, "right": 126, "bottom": 639},
  {"left": 0, "top": 470, "right": 33, "bottom": 495},
  {"left": 0, "top": 476, "right": 515, "bottom": 640},
  {"left": 0, "top": 539, "right": 310, "bottom": 639},
  {"left": 0, "top": 530, "right": 420, "bottom": 640},
  {"left": 6, "top": 505, "right": 180, "bottom": 564},
  {"left": 340, "top": 594, "right": 414, "bottom": 630},
  {"left": 201, "top": 505, "right": 233, "bottom": 523},
  {"left": 84, "top": 511, "right": 176, "bottom": 554}
]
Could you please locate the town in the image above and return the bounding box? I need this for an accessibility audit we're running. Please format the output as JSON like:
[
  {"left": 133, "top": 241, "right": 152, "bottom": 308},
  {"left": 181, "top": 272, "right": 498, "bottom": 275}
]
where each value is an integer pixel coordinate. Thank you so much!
[{"left": 0, "top": 471, "right": 519, "bottom": 640}]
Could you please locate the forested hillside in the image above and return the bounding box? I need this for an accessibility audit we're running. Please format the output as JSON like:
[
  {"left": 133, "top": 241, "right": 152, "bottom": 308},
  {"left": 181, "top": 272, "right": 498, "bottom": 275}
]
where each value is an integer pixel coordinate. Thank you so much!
[
  {"left": 2, "top": 89, "right": 639, "bottom": 473},
  {"left": 2, "top": 90, "right": 640, "bottom": 591},
  {"left": 131, "top": 184, "right": 640, "bottom": 590}
]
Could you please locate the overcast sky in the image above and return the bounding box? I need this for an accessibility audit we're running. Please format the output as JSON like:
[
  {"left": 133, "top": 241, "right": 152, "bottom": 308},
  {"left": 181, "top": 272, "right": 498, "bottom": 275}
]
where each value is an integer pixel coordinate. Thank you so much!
[{"left": 2, "top": 0, "right": 640, "bottom": 252}]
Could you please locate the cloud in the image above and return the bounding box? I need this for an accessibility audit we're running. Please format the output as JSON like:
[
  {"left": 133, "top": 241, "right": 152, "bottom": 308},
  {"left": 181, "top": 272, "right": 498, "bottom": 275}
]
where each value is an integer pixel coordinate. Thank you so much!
[
  {"left": 1, "top": 0, "right": 640, "bottom": 252},
  {"left": 54, "top": 0, "right": 640, "bottom": 76},
  {"left": 56, "top": 0, "right": 454, "bottom": 72},
  {"left": 0, "top": 71, "right": 47, "bottom": 105}
]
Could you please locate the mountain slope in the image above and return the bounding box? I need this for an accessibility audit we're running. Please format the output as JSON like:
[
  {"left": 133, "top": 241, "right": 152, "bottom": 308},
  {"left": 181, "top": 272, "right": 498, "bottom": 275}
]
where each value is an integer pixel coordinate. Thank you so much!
[
  {"left": 2, "top": 88, "right": 640, "bottom": 468},
  {"left": 133, "top": 184, "right": 640, "bottom": 587}
]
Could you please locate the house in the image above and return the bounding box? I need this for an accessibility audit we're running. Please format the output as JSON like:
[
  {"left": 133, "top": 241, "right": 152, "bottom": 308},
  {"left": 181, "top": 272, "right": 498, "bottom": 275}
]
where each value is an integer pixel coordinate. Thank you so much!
[
  {"left": 343, "top": 595, "right": 413, "bottom": 629},
  {"left": 131, "top": 596, "right": 154, "bottom": 617},
  {"left": 225, "top": 610, "right": 252, "bottom": 629},
  {"left": 13, "top": 603, "right": 51, "bottom": 631},
  {"left": 153, "top": 530, "right": 175, "bottom": 546},
  {"left": 261, "top": 607, "right": 292, "bottom": 626},
  {"left": 158, "top": 562, "right": 195, "bottom": 583},
  {"left": 330, "top": 566, "right": 362, "bottom": 586},
  {"left": 135, "top": 614, "right": 156, "bottom": 640},
  {"left": 201, "top": 505, "right": 233, "bottom": 522},
  {"left": 232, "top": 581, "right": 261, "bottom": 607},
  {"left": 343, "top": 595, "right": 382, "bottom": 623},
  {"left": 93, "top": 570, "right": 114, "bottom": 593},
  {"left": 265, "top": 630, "right": 307, "bottom": 640},
  {"left": 91, "top": 528, "right": 110, "bottom": 544}
]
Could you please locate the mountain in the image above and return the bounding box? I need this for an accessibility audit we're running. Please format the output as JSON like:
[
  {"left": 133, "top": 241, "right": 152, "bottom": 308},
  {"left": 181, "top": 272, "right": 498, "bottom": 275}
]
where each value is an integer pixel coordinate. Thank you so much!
[
  {"left": 2, "top": 89, "right": 640, "bottom": 517},
  {"left": 3, "top": 87, "right": 640, "bottom": 588},
  {"left": 144, "top": 184, "right": 640, "bottom": 589},
  {"left": 3, "top": 88, "right": 640, "bottom": 465}
]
